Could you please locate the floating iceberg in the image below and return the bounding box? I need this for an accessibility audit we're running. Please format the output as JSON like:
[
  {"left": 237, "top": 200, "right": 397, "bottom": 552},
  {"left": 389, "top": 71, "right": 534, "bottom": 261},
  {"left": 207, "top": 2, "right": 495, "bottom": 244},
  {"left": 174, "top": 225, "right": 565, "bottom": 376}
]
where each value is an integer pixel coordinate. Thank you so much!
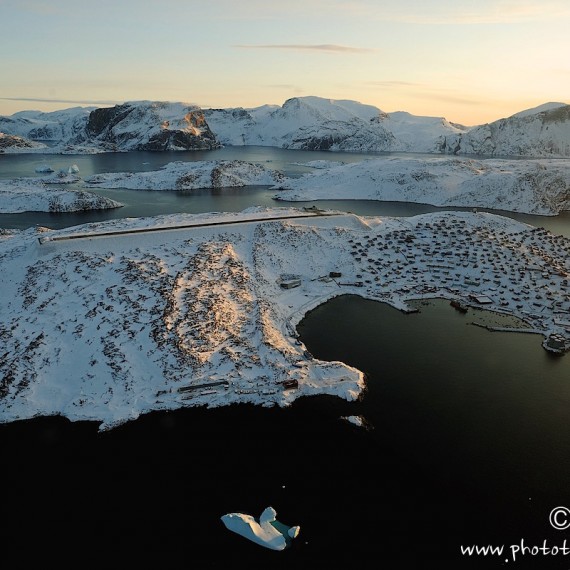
[{"left": 221, "top": 506, "right": 300, "bottom": 551}]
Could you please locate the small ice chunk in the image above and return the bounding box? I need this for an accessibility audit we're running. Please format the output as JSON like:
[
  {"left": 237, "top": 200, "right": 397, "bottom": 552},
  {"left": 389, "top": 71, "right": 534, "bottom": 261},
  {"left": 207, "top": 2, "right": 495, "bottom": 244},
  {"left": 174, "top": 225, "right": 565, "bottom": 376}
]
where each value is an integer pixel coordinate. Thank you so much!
[
  {"left": 288, "top": 525, "right": 301, "bottom": 539},
  {"left": 343, "top": 415, "right": 364, "bottom": 427}
]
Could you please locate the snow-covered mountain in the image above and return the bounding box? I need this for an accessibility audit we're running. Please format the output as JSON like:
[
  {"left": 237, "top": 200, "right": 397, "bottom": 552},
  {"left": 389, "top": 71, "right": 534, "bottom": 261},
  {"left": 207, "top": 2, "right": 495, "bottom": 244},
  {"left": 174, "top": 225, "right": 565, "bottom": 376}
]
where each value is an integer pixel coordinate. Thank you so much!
[
  {"left": 1, "top": 96, "right": 570, "bottom": 157},
  {"left": 451, "top": 102, "right": 570, "bottom": 157},
  {"left": 73, "top": 101, "right": 221, "bottom": 151},
  {"left": 0, "top": 97, "right": 464, "bottom": 154},
  {"left": 0, "top": 101, "right": 221, "bottom": 152},
  {"left": 0, "top": 107, "right": 93, "bottom": 143},
  {"left": 204, "top": 96, "right": 465, "bottom": 153},
  {"left": 204, "top": 96, "right": 396, "bottom": 150}
]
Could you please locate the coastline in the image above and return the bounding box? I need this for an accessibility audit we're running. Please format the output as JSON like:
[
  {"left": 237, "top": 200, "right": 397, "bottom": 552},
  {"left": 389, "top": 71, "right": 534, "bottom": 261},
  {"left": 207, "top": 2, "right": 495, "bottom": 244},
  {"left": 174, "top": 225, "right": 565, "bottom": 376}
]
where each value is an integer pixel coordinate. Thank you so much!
[{"left": 1, "top": 206, "right": 569, "bottom": 430}]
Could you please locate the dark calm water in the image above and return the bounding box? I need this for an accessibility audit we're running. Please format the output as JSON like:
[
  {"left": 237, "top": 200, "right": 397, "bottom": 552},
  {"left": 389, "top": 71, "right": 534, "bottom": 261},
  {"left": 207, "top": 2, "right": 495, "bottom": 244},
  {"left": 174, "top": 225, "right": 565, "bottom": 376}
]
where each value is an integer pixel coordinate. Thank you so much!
[
  {"left": 2, "top": 296, "right": 570, "bottom": 568},
  {"left": 298, "top": 297, "right": 570, "bottom": 566},
  {"left": 2, "top": 148, "right": 570, "bottom": 568}
]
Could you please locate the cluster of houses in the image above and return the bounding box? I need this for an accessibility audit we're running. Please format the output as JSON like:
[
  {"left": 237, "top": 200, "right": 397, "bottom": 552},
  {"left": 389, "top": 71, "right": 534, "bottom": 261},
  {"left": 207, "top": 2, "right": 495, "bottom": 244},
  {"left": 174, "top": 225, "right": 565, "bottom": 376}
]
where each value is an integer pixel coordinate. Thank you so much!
[{"left": 342, "top": 217, "right": 570, "bottom": 352}]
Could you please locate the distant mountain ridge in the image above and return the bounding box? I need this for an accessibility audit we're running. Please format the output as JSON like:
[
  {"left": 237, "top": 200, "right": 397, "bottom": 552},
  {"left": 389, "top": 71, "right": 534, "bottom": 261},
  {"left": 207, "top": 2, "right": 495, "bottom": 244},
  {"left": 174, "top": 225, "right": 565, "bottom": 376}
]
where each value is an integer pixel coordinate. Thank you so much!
[
  {"left": 0, "top": 96, "right": 569, "bottom": 157},
  {"left": 0, "top": 107, "right": 93, "bottom": 143},
  {"left": 451, "top": 103, "right": 570, "bottom": 157},
  {"left": 0, "top": 101, "right": 221, "bottom": 152},
  {"left": 203, "top": 96, "right": 463, "bottom": 153}
]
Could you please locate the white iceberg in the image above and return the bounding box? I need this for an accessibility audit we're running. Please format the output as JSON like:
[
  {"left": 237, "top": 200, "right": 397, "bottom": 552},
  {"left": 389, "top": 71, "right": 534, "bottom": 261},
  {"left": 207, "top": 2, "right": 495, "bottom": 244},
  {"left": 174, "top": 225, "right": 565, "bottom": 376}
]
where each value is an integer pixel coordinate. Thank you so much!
[
  {"left": 221, "top": 506, "right": 300, "bottom": 551},
  {"left": 288, "top": 525, "right": 301, "bottom": 539}
]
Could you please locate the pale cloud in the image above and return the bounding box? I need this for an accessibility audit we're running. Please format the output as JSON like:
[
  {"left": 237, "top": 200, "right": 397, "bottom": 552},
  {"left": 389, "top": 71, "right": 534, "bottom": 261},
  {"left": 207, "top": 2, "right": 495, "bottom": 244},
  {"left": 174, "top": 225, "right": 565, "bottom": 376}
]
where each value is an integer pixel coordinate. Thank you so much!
[{"left": 234, "top": 44, "right": 374, "bottom": 53}]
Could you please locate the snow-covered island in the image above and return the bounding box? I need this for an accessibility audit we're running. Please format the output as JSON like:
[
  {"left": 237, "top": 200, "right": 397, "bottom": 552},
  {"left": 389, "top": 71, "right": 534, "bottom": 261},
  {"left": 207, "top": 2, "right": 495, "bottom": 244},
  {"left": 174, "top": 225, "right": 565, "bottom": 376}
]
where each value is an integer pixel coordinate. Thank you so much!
[
  {"left": 0, "top": 206, "right": 569, "bottom": 431},
  {"left": 273, "top": 156, "right": 570, "bottom": 216},
  {"left": 79, "top": 154, "right": 570, "bottom": 216},
  {"left": 0, "top": 177, "right": 123, "bottom": 214},
  {"left": 84, "top": 159, "right": 285, "bottom": 190}
]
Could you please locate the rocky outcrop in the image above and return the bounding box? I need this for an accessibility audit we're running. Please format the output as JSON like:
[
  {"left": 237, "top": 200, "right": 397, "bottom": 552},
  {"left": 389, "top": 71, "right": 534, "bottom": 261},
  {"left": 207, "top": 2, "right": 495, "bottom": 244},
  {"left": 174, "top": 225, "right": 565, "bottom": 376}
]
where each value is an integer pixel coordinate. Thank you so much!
[
  {"left": 77, "top": 101, "right": 221, "bottom": 151},
  {"left": 0, "top": 133, "right": 46, "bottom": 151}
]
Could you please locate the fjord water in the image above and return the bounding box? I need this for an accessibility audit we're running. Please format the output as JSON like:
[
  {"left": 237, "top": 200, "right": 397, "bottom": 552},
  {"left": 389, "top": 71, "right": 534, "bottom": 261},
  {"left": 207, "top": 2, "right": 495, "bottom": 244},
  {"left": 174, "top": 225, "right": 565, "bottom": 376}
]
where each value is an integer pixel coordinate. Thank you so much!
[
  {"left": 2, "top": 148, "right": 570, "bottom": 567},
  {"left": 2, "top": 296, "right": 570, "bottom": 567},
  {"left": 2, "top": 146, "right": 570, "bottom": 235},
  {"left": 296, "top": 296, "right": 570, "bottom": 567}
]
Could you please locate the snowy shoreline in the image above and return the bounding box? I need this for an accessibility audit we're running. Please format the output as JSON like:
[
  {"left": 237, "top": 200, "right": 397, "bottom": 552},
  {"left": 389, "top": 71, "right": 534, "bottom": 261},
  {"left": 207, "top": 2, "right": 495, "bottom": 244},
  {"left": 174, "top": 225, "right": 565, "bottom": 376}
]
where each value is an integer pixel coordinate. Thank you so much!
[
  {"left": 0, "top": 207, "right": 568, "bottom": 431},
  {"left": 73, "top": 155, "right": 570, "bottom": 217},
  {"left": 272, "top": 156, "right": 570, "bottom": 216}
]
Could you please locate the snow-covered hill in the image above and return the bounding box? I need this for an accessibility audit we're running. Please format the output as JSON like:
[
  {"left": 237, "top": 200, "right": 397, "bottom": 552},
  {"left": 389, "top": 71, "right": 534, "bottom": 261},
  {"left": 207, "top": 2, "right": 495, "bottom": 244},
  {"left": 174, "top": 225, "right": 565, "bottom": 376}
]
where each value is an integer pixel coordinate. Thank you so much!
[
  {"left": 452, "top": 103, "right": 570, "bottom": 157},
  {"left": 0, "top": 132, "right": 47, "bottom": 151},
  {"left": 1, "top": 207, "right": 569, "bottom": 430},
  {"left": 0, "top": 177, "right": 123, "bottom": 213},
  {"left": 0, "top": 107, "right": 94, "bottom": 143},
  {"left": 273, "top": 156, "right": 570, "bottom": 215},
  {"left": 204, "top": 96, "right": 465, "bottom": 153},
  {"left": 83, "top": 160, "right": 285, "bottom": 190}
]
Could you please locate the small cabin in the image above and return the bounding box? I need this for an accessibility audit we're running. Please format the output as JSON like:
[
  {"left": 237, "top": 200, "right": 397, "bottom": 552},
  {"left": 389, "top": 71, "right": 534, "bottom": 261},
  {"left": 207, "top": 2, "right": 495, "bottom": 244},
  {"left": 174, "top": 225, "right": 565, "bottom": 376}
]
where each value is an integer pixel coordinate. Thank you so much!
[
  {"left": 282, "top": 379, "right": 299, "bottom": 390},
  {"left": 280, "top": 278, "right": 301, "bottom": 289},
  {"left": 469, "top": 294, "right": 493, "bottom": 304}
]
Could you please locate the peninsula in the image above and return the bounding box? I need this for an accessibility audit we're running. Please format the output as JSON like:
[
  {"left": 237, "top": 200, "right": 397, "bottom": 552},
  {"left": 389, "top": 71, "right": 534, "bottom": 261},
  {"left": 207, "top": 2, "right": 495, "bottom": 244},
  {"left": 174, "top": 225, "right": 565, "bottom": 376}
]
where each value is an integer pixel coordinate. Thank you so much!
[{"left": 1, "top": 206, "right": 568, "bottom": 431}]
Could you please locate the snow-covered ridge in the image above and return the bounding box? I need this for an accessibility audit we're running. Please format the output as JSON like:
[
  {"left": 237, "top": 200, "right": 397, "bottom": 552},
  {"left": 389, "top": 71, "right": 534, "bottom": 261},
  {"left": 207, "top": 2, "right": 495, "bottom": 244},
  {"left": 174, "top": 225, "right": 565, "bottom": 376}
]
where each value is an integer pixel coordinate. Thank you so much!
[
  {"left": 453, "top": 104, "right": 570, "bottom": 157},
  {"left": 0, "top": 177, "right": 123, "bottom": 214},
  {"left": 510, "top": 102, "right": 567, "bottom": 119},
  {"left": 84, "top": 160, "right": 285, "bottom": 190},
  {"left": 1, "top": 96, "right": 569, "bottom": 156},
  {"left": 0, "top": 207, "right": 568, "bottom": 431},
  {"left": 273, "top": 156, "right": 570, "bottom": 216},
  {"left": 204, "top": 96, "right": 464, "bottom": 153}
]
